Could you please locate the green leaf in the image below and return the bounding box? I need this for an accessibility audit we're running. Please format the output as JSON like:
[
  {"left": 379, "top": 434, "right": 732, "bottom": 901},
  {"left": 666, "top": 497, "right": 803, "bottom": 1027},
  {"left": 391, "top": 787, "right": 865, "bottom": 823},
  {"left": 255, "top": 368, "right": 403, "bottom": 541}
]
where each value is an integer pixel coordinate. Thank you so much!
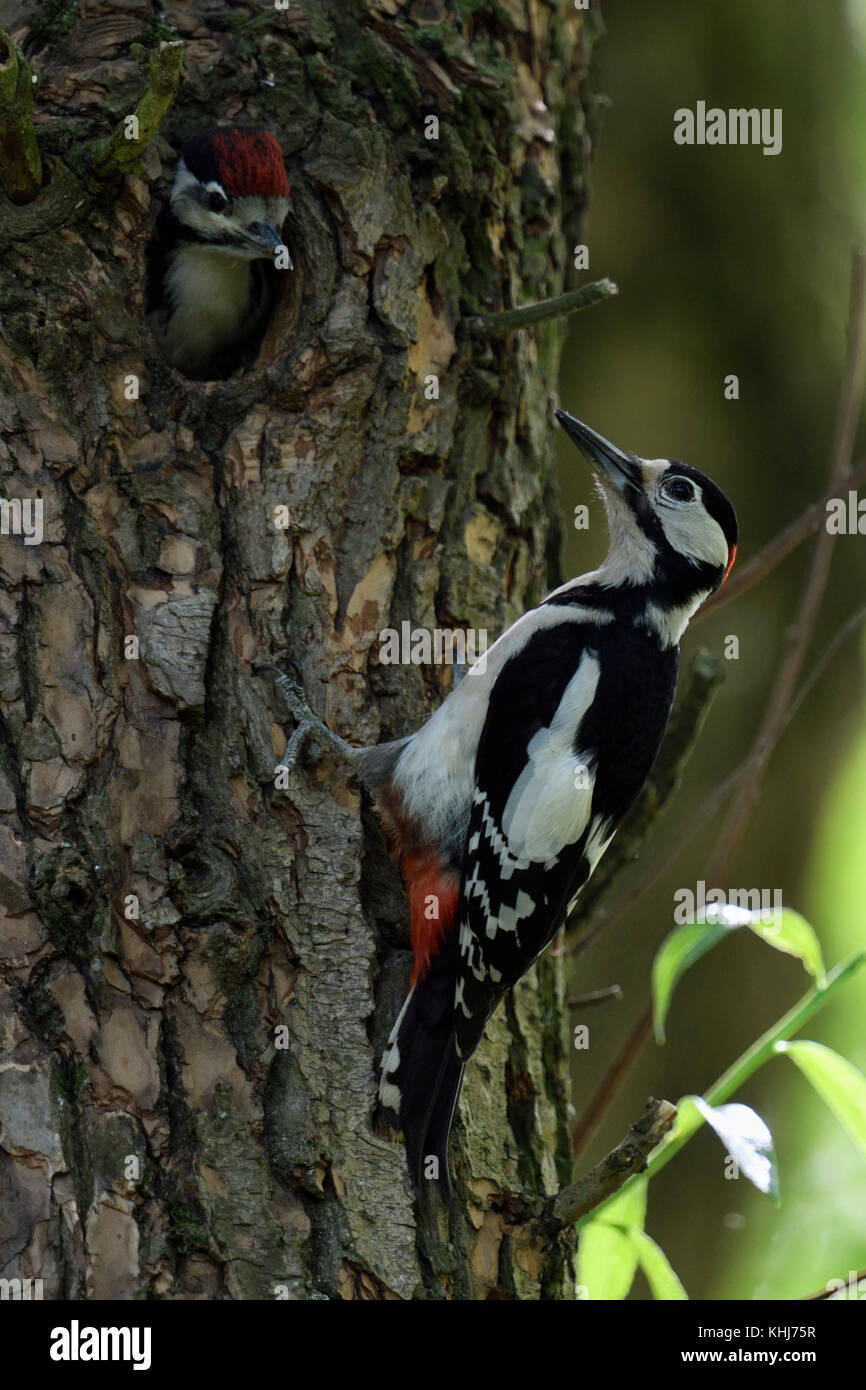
[
  {"left": 628, "top": 1229, "right": 688, "bottom": 1300},
  {"left": 597, "top": 1174, "right": 648, "bottom": 1229},
  {"left": 652, "top": 907, "right": 825, "bottom": 1043},
  {"left": 776, "top": 1040, "right": 866, "bottom": 1160},
  {"left": 576, "top": 1178, "right": 647, "bottom": 1301},
  {"left": 652, "top": 920, "right": 730, "bottom": 1042},
  {"left": 746, "top": 909, "right": 824, "bottom": 981},
  {"left": 691, "top": 1096, "right": 779, "bottom": 1201},
  {"left": 585, "top": 954, "right": 866, "bottom": 1231},
  {"left": 663, "top": 1094, "right": 705, "bottom": 1149},
  {"left": 577, "top": 1222, "right": 638, "bottom": 1301}
]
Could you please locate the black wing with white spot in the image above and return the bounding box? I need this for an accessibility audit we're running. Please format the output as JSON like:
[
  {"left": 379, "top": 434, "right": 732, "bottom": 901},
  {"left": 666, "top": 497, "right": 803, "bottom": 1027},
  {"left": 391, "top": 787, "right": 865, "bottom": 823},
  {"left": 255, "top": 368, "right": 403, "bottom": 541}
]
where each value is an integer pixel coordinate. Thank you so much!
[{"left": 453, "top": 615, "right": 678, "bottom": 1061}]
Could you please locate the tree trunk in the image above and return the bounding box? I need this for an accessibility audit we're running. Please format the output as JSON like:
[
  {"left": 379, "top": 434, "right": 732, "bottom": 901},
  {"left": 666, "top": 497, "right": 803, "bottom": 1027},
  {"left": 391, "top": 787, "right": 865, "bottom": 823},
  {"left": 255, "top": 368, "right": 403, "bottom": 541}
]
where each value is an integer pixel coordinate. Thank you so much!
[{"left": 0, "top": 0, "right": 600, "bottom": 1300}]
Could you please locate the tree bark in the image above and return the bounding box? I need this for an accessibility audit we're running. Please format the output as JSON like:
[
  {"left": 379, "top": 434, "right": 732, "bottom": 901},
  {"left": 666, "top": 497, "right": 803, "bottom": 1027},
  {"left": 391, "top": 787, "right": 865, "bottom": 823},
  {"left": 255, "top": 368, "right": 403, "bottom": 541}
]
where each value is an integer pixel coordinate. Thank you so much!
[{"left": 0, "top": 0, "right": 601, "bottom": 1300}]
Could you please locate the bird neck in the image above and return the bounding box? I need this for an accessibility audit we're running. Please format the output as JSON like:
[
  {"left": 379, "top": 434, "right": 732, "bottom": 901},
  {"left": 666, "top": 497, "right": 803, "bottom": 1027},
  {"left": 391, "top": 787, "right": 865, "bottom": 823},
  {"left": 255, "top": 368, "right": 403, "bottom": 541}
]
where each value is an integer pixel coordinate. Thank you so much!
[{"left": 546, "top": 567, "right": 711, "bottom": 650}]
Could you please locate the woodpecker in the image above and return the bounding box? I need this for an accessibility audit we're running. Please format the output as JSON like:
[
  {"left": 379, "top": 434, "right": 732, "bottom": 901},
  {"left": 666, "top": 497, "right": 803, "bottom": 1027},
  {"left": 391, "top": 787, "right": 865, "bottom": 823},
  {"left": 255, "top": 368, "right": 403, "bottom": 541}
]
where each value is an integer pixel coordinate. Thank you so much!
[
  {"left": 146, "top": 127, "right": 292, "bottom": 379},
  {"left": 348, "top": 412, "right": 738, "bottom": 1198}
]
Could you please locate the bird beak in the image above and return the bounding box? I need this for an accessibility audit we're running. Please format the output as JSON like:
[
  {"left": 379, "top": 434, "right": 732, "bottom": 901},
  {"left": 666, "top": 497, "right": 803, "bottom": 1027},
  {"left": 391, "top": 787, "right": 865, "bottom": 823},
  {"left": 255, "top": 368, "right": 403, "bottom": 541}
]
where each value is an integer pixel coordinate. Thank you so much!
[
  {"left": 555, "top": 410, "right": 640, "bottom": 493},
  {"left": 242, "top": 221, "right": 293, "bottom": 265}
]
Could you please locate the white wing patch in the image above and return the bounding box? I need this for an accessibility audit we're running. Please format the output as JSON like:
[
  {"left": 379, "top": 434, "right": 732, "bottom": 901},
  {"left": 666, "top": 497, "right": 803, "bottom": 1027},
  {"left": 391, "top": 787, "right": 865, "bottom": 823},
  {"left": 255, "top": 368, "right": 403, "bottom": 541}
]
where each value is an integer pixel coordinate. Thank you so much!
[
  {"left": 583, "top": 813, "right": 615, "bottom": 874},
  {"left": 501, "top": 651, "right": 601, "bottom": 863}
]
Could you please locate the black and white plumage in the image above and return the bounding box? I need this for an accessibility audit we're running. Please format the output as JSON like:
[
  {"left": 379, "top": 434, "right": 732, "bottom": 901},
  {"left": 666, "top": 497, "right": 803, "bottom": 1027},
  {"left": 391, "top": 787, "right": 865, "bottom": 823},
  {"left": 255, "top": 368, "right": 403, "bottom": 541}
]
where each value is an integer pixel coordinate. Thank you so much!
[
  {"left": 354, "top": 412, "right": 738, "bottom": 1197},
  {"left": 146, "top": 127, "right": 292, "bottom": 379}
]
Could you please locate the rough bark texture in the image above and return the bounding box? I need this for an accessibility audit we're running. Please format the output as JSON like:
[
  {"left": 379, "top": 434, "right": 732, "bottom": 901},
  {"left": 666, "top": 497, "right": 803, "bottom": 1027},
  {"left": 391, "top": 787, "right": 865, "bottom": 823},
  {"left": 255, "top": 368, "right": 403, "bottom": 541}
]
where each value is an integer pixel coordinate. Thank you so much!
[{"left": 0, "top": 0, "right": 600, "bottom": 1299}]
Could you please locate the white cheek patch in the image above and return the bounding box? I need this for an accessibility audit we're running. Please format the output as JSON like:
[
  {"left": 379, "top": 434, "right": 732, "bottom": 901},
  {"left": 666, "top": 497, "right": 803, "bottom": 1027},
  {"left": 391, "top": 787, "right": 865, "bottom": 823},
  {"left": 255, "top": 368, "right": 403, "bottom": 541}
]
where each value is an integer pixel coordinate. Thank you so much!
[
  {"left": 658, "top": 505, "right": 729, "bottom": 570},
  {"left": 501, "top": 651, "right": 601, "bottom": 862}
]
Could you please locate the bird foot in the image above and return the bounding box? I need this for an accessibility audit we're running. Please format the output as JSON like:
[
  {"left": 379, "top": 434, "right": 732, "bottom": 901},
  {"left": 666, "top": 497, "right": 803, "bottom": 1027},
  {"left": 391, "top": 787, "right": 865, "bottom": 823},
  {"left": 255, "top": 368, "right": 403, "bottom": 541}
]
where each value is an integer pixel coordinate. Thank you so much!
[{"left": 256, "top": 663, "right": 352, "bottom": 775}]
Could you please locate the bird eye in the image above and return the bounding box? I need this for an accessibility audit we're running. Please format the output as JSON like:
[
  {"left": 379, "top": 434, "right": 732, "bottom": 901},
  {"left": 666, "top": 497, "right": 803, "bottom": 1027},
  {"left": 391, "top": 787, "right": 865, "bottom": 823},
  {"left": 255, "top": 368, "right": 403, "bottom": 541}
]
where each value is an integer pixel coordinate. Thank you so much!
[
  {"left": 206, "top": 189, "right": 228, "bottom": 213},
  {"left": 662, "top": 477, "right": 696, "bottom": 503}
]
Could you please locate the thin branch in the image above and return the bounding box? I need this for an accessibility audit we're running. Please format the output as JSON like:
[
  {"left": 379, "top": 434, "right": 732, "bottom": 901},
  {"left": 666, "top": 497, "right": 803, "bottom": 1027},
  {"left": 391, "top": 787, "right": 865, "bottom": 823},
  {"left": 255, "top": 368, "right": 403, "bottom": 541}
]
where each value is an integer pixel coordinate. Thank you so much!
[
  {"left": 707, "top": 248, "right": 866, "bottom": 881},
  {"left": 0, "top": 29, "right": 41, "bottom": 204},
  {"left": 784, "top": 603, "right": 866, "bottom": 729},
  {"left": 567, "top": 984, "right": 623, "bottom": 1009},
  {"left": 542, "top": 1098, "right": 677, "bottom": 1231},
  {"left": 464, "top": 279, "right": 618, "bottom": 334},
  {"left": 799, "top": 1267, "right": 866, "bottom": 1301},
  {"left": 84, "top": 41, "right": 184, "bottom": 181},
  {"left": 567, "top": 757, "right": 746, "bottom": 964},
  {"left": 570, "top": 1010, "right": 655, "bottom": 1161},
  {"left": 698, "top": 455, "right": 866, "bottom": 621}
]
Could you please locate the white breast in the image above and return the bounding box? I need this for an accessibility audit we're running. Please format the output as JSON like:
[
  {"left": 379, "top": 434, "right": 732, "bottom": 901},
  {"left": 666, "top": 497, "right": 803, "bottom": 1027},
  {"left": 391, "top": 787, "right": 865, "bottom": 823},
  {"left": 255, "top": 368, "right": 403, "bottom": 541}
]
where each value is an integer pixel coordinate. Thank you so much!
[{"left": 159, "top": 246, "right": 255, "bottom": 372}]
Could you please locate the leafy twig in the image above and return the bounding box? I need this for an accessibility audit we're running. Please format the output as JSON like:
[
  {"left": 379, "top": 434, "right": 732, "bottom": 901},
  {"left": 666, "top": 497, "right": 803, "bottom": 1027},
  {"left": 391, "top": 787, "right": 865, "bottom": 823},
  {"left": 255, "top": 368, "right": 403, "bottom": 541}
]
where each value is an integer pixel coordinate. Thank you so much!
[
  {"left": 542, "top": 1098, "right": 677, "bottom": 1232},
  {"left": 579, "top": 953, "right": 866, "bottom": 1228}
]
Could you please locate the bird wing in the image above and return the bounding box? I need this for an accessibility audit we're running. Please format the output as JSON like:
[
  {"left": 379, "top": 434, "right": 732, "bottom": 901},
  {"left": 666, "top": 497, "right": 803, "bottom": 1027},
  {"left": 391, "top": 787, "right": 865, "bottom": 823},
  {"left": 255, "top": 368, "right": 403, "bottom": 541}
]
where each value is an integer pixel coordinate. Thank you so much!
[{"left": 452, "top": 621, "right": 613, "bottom": 1060}]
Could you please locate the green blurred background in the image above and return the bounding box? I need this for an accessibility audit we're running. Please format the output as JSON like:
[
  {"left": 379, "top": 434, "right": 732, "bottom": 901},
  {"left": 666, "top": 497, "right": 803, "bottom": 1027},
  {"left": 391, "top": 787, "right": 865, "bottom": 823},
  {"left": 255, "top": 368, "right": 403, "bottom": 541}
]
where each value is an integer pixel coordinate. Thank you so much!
[{"left": 556, "top": 0, "right": 866, "bottom": 1299}]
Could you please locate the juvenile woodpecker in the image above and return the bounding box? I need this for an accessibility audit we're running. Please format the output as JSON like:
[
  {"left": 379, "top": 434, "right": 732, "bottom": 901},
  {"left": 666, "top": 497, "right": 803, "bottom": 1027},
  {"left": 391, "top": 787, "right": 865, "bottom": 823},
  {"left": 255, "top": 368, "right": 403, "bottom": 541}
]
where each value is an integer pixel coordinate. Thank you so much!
[
  {"left": 351, "top": 412, "right": 738, "bottom": 1197},
  {"left": 146, "top": 127, "right": 292, "bottom": 379}
]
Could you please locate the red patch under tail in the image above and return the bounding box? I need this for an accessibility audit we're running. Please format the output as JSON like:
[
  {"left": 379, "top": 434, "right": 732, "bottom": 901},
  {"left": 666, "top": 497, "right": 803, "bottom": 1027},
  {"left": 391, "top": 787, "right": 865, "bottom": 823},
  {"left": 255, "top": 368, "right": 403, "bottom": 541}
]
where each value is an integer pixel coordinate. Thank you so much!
[{"left": 402, "top": 850, "right": 460, "bottom": 985}]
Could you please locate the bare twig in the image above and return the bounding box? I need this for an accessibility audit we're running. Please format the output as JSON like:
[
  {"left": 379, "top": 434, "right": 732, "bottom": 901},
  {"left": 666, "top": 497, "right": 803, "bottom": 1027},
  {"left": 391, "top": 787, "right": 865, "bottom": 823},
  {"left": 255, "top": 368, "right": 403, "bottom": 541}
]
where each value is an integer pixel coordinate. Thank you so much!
[
  {"left": 567, "top": 984, "right": 623, "bottom": 1009},
  {"left": 570, "top": 1008, "right": 655, "bottom": 1160},
  {"left": 799, "top": 1267, "right": 866, "bottom": 1301},
  {"left": 545, "top": 1098, "right": 677, "bottom": 1229},
  {"left": 85, "top": 41, "right": 184, "bottom": 180},
  {"left": 0, "top": 29, "right": 41, "bottom": 203},
  {"left": 465, "top": 279, "right": 618, "bottom": 334},
  {"left": 784, "top": 603, "right": 866, "bottom": 730},
  {"left": 568, "top": 756, "right": 749, "bottom": 963},
  {"left": 698, "top": 455, "right": 866, "bottom": 621},
  {"left": 707, "top": 248, "right": 866, "bottom": 881}
]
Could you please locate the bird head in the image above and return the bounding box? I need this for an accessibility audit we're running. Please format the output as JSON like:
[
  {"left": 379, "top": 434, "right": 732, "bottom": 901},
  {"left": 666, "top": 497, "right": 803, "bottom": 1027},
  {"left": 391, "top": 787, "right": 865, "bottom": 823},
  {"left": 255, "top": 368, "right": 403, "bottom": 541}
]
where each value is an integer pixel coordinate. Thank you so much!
[
  {"left": 168, "top": 127, "right": 293, "bottom": 265},
  {"left": 556, "top": 409, "right": 738, "bottom": 598}
]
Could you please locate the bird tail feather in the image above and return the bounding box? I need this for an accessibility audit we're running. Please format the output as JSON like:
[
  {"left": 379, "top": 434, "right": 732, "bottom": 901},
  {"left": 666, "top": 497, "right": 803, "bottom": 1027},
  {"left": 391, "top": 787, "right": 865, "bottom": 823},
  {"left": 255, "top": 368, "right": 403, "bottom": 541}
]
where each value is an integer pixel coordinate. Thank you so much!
[{"left": 379, "top": 939, "right": 463, "bottom": 1198}]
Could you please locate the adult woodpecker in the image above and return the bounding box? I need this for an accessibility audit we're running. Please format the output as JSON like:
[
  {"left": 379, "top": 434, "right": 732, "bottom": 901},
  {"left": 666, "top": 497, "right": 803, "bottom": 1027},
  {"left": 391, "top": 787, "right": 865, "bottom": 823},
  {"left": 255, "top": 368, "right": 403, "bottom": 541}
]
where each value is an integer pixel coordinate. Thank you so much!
[
  {"left": 146, "top": 127, "right": 292, "bottom": 379},
  {"left": 348, "top": 412, "right": 738, "bottom": 1198}
]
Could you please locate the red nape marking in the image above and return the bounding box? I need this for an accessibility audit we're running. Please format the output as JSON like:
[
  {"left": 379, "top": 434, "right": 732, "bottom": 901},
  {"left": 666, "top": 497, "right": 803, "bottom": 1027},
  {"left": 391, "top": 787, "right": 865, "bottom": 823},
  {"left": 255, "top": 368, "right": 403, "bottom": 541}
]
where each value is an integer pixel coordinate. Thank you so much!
[
  {"left": 403, "top": 852, "right": 460, "bottom": 985},
  {"left": 722, "top": 542, "right": 737, "bottom": 585},
  {"left": 211, "top": 130, "right": 290, "bottom": 199}
]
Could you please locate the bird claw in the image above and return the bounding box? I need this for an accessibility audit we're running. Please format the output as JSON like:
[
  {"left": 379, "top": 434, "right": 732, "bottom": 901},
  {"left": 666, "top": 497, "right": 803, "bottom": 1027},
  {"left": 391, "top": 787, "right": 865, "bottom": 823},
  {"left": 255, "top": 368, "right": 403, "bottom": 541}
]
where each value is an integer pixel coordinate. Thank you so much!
[
  {"left": 255, "top": 663, "right": 352, "bottom": 775},
  {"left": 282, "top": 715, "right": 348, "bottom": 774}
]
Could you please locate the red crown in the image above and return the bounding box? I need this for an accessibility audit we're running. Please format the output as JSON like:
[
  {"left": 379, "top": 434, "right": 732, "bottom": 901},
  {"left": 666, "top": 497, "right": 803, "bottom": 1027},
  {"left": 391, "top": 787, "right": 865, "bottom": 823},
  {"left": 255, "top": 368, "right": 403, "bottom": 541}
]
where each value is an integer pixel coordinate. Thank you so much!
[{"left": 208, "top": 129, "right": 290, "bottom": 200}]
